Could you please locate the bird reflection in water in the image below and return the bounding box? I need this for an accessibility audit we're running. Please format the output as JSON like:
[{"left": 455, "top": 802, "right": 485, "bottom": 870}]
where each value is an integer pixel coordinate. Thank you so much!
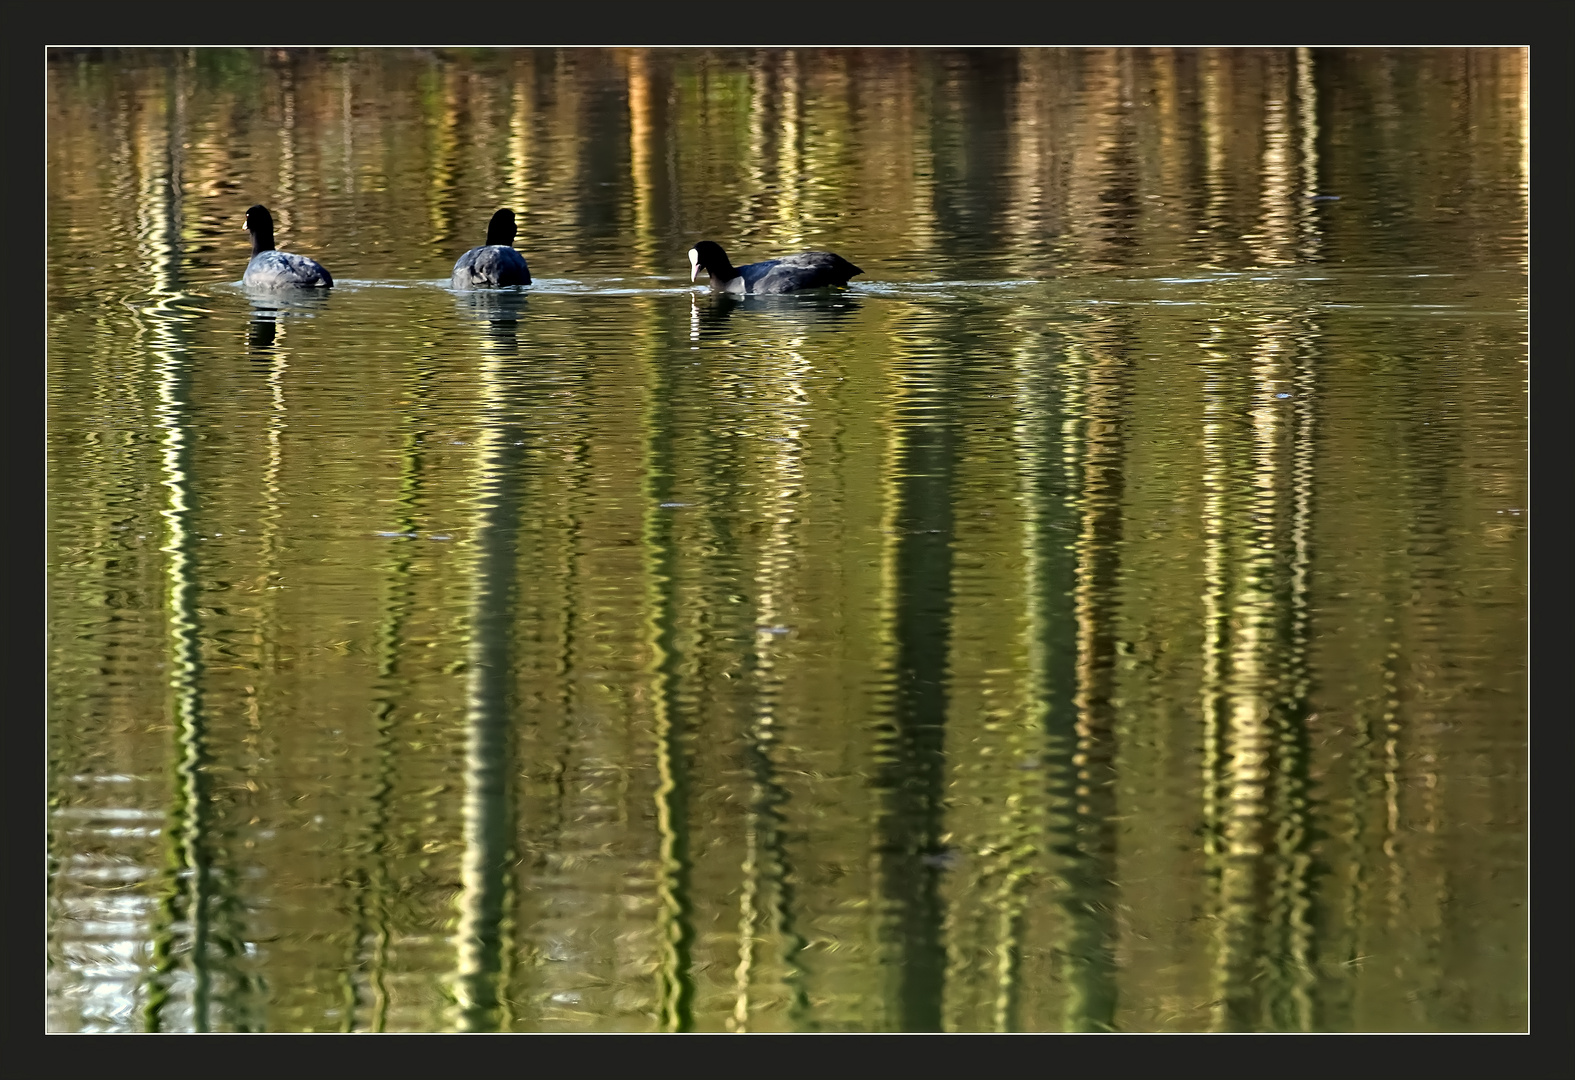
[
  {"left": 247, "top": 313, "right": 278, "bottom": 354},
  {"left": 457, "top": 289, "right": 530, "bottom": 359},
  {"left": 689, "top": 291, "right": 864, "bottom": 346},
  {"left": 245, "top": 289, "right": 331, "bottom": 359}
]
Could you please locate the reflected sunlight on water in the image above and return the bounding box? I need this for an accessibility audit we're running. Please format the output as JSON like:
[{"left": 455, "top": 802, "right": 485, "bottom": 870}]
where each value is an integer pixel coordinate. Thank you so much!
[{"left": 47, "top": 47, "right": 1527, "bottom": 1032}]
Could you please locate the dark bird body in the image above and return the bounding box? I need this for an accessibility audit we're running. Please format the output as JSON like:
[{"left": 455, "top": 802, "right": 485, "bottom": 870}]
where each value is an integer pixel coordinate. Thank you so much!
[
  {"left": 242, "top": 205, "right": 333, "bottom": 288},
  {"left": 688, "top": 240, "right": 861, "bottom": 295},
  {"left": 452, "top": 209, "right": 532, "bottom": 289}
]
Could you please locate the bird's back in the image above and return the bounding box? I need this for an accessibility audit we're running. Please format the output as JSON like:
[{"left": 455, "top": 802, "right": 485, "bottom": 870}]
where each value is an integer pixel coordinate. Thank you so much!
[
  {"left": 244, "top": 250, "right": 333, "bottom": 288},
  {"left": 452, "top": 245, "right": 531, "bottom": 288},
  {"left": 740, "top": 252, "right": 862, "bottom": 294}
]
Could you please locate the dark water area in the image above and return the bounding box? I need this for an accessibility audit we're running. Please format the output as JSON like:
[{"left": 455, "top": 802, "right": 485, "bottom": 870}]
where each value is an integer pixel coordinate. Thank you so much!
[{"left": 46, "top": 47, "right": 1527, "bottom": 1032}]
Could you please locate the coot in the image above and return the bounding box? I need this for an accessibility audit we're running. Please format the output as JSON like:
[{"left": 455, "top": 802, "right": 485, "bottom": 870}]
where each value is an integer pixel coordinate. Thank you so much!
[
  {"left": 242, "top": 205, "right": 333, "bottom": 288},
  {"left": 688, "top": 240, "right": 861, "bottom": 295},
  {"left": 452, "top": 209, "right": 532, "bottom": 289}
]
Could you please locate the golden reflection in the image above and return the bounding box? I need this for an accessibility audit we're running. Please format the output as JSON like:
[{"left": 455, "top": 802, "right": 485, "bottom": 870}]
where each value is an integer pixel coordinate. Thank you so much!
[
  {"left": 341, "top": 63, "right": 354, "bottom": 197},
  {"left": 1519, "top": 50, "right": 1529, "bottom": 249},
  {"left": 345, "top": 360, "right": 435, "bottom": 1032},
  {"left": 1199, "top": 323, "right": 1230, "bottom": 880},
  {"left": 1008, "top": 51, "right": 1048, "bottom": 246},
  {"left": 134, "top": 69, "right": 221, "bottom": 1031},
  {"left": 1003, "top": 49, "right": 1060, "bottom": 267},
  {"left": 625, "top": 50, "right": 658, "bottom": 274},
  {"left": 452, "top": 329, "right": 523, "bottom": 1031},
  {"left": 1251, "top": 51, "right": 1297, "bottom": 266},
  {"left": 467, "top": 66, "right": 500, "bottom": 207},
  {"left": 945, "top": 325, "right": 1062, "bottom": 1033},
  {"left": 505, "top": 322, "right": 597, "bottom": 1029},
  {"left": 1150, "top": 50, "right": 1186, "bottom": 225},
  {"left": 257, "top": 343, "right": 288, "bottom": 590},
  {"left": 1196, "top": 319, "right": 1235, "bottom": 1029},
  {"left": 863, "top": 50, "right": 938, "bottom": 262},
  {"left": 541, "top": 53, "right": 585, "bottom": 251},
  {"left": 45, "top": 48, "right": 1529, "bottom": 1033},
  {"left": 869, "top": 323, "right": 907, "bottom": 1034},
  {"left": 1212, "top": 332, "right": 1282, "bottom": 1033},
  {"left": 1278, "top": 333, "right": 1320, "bottom": 1030},
  {"left": 730, "top": 336, "right": 813, "bottom": 1031},
  {"left": 643, "top": 305, "right": 694, "bottom": 1033},
  {"left": 776, "top": 52, "right": 804, "bottom": 249},
  {"left": 870, "top": 308, "right": 953, "bottom": 1033},
  {"left": 1062, "top": 324, "right": 1126, "bottom": 1033},
  {"left": 508, "top": 75, "right": 531, "bottom": 219},
  {"left": 1296, "top": 49, "right": 1323, "bottom": 260},
  {"left": 731, "top": 821, "right": 762, "bottom": 1030},
  {"left": 1253, "top": 326, "right": 1308, "bottom": 1031},
  {"left": 1199, "top": 50, "right": 1233, "bottom": 267},
  {"left": 1382, "top": 641, "right": 1405, "bottom": 933},
  {"left": 425, "top": 67, "right": 460, "bottom": 247},
  {"left": 1194, "top": 296, "right": 1322, "bottom": 1030},
  {"left": 742, "top": 55, "right": 770, "bottom": 245},
  {"left": 1062, "top": 50, "right": 1132, "bottom": 269},
  {"left": 275, "top": 63, "right": 298, "bottom": 241}
]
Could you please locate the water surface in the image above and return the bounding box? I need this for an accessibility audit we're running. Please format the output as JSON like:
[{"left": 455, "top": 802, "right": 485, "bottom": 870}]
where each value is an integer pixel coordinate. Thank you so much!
[{"left": 46, "top": 47, "right": 1528, "bottom": 1032}]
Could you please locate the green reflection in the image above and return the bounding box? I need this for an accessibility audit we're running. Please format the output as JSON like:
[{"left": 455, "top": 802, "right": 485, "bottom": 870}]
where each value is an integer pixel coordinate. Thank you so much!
[
  {"left": 1009, "top": 329, "right": 1080, "bottom": 1034},
  {"left": 453, "top": 325, "right": 529, "bottom": 1032},
  {"left": 644, "top": 305, "right": 695, "bottom": 1033},
  {"left": 45, "top": 47, "right": 1527, "bottom": 1034},
  {"left": 341, "top": 360, "right": 435, "bottom": 1032},
  {"left": 729, "top": 332, "right": 814, "bottom": 1032},
  {"left": 139, "top": 63, "right": 252, "bottom": 1033},
  {"left": 872, "top": 325, "right": 956, "bottom": 1033}
]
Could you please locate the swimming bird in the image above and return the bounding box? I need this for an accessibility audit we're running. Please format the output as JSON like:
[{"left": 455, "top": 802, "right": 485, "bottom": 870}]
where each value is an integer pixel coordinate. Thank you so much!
[
  {"left": 688, "top": 240, "right": 862, "bottom": 295},
  {"left": 242, "top": 205, "right": 333, "bottom": 288},
  {"left": 452, "top": 209, "right": 532, "bottom": 289}
]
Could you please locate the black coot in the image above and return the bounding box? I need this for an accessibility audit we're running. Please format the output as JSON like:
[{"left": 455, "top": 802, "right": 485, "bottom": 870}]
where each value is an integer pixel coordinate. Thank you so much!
[
  {"left": 688, "top": 240, "right": 861, "bottom": 295},
  {"left": 242, "top": 205, "right": 333, "bottom": 288},
  {"left": 452, "top": 209, "right": 532, "bottom": 289}
]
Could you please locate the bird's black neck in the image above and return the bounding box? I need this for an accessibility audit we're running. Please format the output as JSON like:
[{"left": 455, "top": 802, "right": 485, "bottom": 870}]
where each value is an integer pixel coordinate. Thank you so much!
[
  {"left": 250, "top": 228, "right": 276, "bottom": 256},
  {"left": 485, "top": 222, "right": 515, "bottom": 247}
]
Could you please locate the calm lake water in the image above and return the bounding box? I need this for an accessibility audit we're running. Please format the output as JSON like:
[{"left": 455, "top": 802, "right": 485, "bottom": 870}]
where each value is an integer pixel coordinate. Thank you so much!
[{"left": 46, "top": 47, "right": 1527, "bottom": 1032}]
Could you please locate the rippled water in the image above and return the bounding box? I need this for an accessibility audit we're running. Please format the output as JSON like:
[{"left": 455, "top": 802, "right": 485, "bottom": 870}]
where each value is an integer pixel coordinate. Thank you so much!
[{"left": 47, "top": 47, "right": 1527, "bottom": 1032}]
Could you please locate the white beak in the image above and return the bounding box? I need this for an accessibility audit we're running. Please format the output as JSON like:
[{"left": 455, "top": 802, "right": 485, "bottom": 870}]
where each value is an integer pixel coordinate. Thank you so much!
[{"left": 688, "top": 248, "right": 701, "bottom": 283}]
